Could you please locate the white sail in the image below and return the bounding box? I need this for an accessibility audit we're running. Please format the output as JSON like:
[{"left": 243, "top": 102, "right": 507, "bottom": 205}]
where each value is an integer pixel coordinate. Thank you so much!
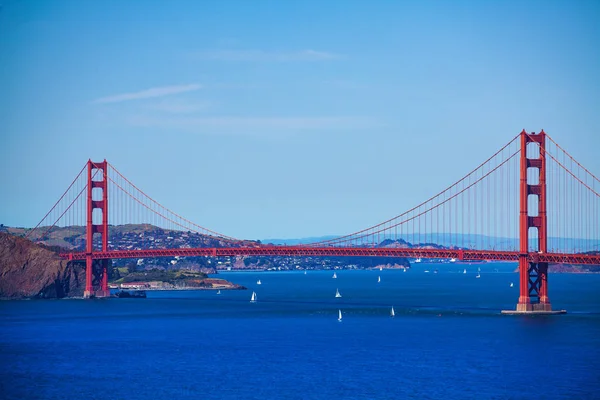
[
  {"left": 510, "top": 282, "right": 514, "bottom": 287},
  {"left": 257, "top": 279, "right": 262, "bottom": 285},
  {"left": 377, "top": 276, "right": 381, "bottom": 283},
  {"left": 332, "top": 272, "right": 337, "bottom": 279},
  {"left": 250, "top": 291, "right": 257, "bottom": 302},
  {"left": 335, "top": 289, "right": 342, "bottom": 298},
  {"left": 338, "top": 309, "right": 342, "bottom": 321},
  {"left": 390, "top": 306, "right": 395, "bottom": 317},
  {"left": 463, "top": 268, "right": 467, "bottom": 274},
  {"left": 217, "top": 290, "right": 221, "bottom": 295},
  {"left": 379, "top": 266, "right": 383, "bottom": 271}
]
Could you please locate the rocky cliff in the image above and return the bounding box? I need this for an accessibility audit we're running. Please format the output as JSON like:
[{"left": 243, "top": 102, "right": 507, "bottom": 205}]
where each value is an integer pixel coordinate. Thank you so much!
[{"left": 0, "top": 232, "right": 85, "bottom": 299}]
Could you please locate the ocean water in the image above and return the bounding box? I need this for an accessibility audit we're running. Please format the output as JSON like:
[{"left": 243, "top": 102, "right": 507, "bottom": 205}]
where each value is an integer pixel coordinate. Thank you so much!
[{"left": 1, "top": 262, "right": 600, "bottom": 400}]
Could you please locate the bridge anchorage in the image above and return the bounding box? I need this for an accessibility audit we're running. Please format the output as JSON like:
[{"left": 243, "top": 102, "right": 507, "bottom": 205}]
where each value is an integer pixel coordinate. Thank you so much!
[{"left": 28, "top": 129, "right": 598, "bottom": 310}]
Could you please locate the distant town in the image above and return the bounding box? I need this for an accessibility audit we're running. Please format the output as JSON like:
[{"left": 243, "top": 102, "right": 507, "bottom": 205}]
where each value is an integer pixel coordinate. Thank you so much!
[{"left": 2, "top": 224, "right": 411, "bottom": 272}]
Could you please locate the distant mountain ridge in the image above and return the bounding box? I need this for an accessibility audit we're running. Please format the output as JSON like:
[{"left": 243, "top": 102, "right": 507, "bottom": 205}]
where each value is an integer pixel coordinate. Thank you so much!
[
  {"left": 3, "top": 225, "right": 597, "bottom": 252},
  {"left": 262, "top": 236, "right": 339, "bottom": 245},
  {"left": 263, "top": 234, "right": 599, "bottom": 252}
]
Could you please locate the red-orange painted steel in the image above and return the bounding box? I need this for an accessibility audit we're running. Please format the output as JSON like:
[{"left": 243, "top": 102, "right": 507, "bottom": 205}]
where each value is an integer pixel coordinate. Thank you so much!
[
  {"left": 84, "top": 160, "right": 110, "bottom": 298},
  {"left": 517, "top": 131, "right": 552, "bottom": 312},
  {"left": 84, "top": 161, "right": 94, "bottom": 297},
  {"left": 100, "top": 160, "right": 109, "bottom": 296},
  {"left": 60, "top": 246, "right": 600, "bottom": 265},
  {"left": 538, "top": 131, "right": 550, "bottom": 305},
  {"left": 518, "top": 130, "right": 530, "bottom": 308}
]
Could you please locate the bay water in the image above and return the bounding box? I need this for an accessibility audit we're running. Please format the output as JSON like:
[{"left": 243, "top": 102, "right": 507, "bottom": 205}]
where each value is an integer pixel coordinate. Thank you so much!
[{"left": 2, "top": 262, "right": 599, "bottom": 399}]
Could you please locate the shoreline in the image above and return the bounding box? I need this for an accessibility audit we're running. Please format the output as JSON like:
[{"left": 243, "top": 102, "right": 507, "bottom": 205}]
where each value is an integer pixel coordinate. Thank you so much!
[{"left": 113, "top": 286, "right": 245, "bottom": 291}]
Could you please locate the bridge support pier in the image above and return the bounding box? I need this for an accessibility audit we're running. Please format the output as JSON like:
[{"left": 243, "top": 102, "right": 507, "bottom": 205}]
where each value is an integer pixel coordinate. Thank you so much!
[
  {"left": 505, "top": 260, "right": 564, "bottom": 314},
  {"left": 514, "top": 259, "right": 553, "bottom": 312},
  {"left": 83, "top": 258, "right": 111, "bottom": 298}
]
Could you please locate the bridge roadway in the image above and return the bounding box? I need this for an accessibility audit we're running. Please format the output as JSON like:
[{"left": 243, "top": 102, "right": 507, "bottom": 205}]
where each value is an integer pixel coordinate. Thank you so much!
[{"left": 62, "top": 246, "right": 600, "bottom": 265}]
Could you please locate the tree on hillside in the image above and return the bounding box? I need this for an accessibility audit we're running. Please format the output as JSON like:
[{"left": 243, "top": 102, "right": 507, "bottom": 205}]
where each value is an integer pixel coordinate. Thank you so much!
[{"left": 127, "top": 262, "right": 137, "bottom": 274}]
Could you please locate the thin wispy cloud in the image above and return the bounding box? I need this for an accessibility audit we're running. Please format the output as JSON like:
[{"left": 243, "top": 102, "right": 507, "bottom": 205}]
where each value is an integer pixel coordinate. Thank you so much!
[
  {"left": 93, "top": 84, "right": 203, "bottom": 104},
  {"left": 194, "top": 49, "right": 342, "bottom": 62}
]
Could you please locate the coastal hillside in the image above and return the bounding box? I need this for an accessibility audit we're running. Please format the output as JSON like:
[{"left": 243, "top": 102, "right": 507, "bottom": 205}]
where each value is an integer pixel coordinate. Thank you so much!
[
  {"left": 0, "top": 232, "right": 246, "bottom": 299},
  {"left": 0, "top": 232, "right": 85, "bottom": 298}
]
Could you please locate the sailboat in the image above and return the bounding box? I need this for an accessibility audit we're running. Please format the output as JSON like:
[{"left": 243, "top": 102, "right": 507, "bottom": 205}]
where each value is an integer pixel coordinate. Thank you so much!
[
  {"left": 379, "top": 266, "right": 383, "bottom": 271},
  {"left": 476, "top": 267, "right": 481, "bottom": 279},
  {"left": 338, "top": 309, "right": 343, "bottom": 322},
  {"left": 390, "top": 306, "right": 395, "bottom": 317},
  {"left": 257, "top": 279, "right": 262, "bottom": 285},
  {"left": 332, "top": 272, "right": 337, "bottom": 279},
  {"left": 216, "top": 290, "right": 221, "bottom": 295},
  {"left": 510, "top": 282, "right": 514, "bottom": 287},
  {"left": 304, "top": 270, "right": 307, "bottom": 275},
  {"left": 335, "top": 289, "right": 342, "bottom": 298},
  {"left": 403, "top": 267, "right": 407, "bottom": 272},
  {"left": 377, "top": 276, "right": 381, "bottom": 283},
  {"left": 250, "top": 291, "right": 257, "bottom": 302},
  {"left": 463, "top": 268, "right": 467, "bottom": 274}
]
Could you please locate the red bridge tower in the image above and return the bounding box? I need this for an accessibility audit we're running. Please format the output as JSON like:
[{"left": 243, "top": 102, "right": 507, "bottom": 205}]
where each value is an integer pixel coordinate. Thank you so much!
[
  {"left": 515, "top": 130, "right": 553, "bottom": 312},
  {"left": 84, "top": 160, "right": 110, "bottom": 298}
]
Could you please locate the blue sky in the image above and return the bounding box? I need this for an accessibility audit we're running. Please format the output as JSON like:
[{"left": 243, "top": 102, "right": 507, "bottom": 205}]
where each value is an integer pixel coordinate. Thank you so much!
[{"left": 1, "top": 0, "right": 599, "bottom": 239}]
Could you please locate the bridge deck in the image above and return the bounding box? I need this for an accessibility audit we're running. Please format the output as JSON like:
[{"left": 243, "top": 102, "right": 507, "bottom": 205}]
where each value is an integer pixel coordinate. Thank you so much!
[{"left": 61, "top": 247, "right": 600, "bottom": 265}]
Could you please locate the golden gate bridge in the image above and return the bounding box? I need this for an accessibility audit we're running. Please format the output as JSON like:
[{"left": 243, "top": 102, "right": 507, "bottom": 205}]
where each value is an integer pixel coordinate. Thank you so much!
[{"left": 25, "top": 130, "right": 600, "bottom": 313}]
